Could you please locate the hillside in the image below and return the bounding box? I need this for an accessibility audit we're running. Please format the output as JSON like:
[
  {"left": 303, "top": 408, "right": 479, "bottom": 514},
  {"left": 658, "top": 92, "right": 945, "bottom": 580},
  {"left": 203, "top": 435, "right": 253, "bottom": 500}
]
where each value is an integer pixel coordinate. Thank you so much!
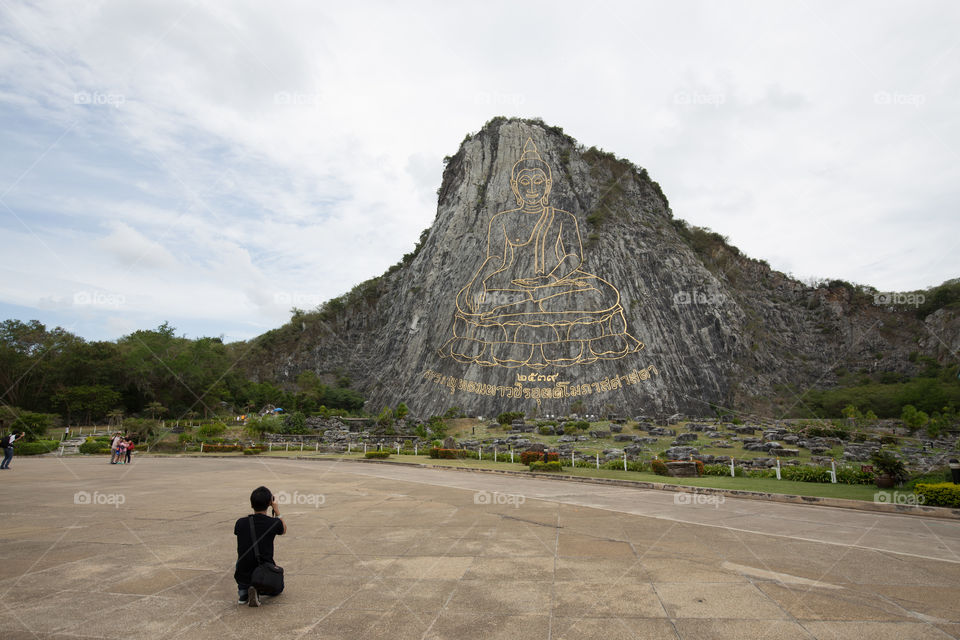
[{"left": 236, "top": 118, "right": 960, "bottom": 418}]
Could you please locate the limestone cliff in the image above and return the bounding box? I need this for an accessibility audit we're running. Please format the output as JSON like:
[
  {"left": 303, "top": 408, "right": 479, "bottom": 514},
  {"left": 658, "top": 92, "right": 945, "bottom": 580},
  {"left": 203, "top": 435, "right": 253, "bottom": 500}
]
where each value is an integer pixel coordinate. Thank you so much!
[{"left": 239, "top": 118, "right": 959, "bottom": 418}]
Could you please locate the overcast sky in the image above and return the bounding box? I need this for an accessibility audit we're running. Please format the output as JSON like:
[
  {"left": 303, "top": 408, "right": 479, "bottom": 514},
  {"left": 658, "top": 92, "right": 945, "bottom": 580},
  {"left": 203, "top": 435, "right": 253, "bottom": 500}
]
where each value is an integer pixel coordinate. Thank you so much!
[{"left": 1, "top": 0, "right": 957, "bottom": 342}]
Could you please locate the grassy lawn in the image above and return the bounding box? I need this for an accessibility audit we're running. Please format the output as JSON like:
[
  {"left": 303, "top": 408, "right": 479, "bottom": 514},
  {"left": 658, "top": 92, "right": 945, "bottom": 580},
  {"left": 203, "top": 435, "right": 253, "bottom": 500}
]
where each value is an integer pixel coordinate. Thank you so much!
[{"left": 215, "top": 451, "right": 887, "bottom": 502}]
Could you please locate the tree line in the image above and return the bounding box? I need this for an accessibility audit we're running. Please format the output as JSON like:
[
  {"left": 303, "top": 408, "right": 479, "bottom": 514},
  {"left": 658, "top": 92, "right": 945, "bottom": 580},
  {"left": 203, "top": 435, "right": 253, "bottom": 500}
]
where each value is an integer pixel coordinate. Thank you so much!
[{"left": 0, "top": 320, "right": 366, "bottom": 433}]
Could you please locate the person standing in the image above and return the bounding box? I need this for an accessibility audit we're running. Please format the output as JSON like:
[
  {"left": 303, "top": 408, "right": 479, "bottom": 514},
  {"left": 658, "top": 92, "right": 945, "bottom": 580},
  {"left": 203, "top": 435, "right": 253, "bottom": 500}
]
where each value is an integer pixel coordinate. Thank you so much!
[
  {"left": 1, "top": 426, "right": 25, "bottom": 470},
  {"left": 110, "top": 432, "right": 122, "bottom": 464},
  {"left": 234, "top": 486, "right": 286, "bottom": 606},
  {"left": 124, "top": 439, "right": 134, "bottom": 464}
]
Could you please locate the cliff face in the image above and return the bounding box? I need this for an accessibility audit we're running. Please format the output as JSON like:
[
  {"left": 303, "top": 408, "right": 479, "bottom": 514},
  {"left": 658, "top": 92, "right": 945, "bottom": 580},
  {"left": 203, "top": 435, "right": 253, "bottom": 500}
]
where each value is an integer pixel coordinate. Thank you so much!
[{"left": 241, "top": 118, "right": 959, "bottom": 418}]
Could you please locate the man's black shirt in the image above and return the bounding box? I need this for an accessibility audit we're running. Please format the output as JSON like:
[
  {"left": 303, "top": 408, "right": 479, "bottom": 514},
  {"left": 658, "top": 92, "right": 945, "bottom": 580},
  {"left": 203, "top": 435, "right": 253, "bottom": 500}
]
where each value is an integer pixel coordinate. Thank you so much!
[{"left": 234, "top": 513, "right": 284, "bottom": 584}]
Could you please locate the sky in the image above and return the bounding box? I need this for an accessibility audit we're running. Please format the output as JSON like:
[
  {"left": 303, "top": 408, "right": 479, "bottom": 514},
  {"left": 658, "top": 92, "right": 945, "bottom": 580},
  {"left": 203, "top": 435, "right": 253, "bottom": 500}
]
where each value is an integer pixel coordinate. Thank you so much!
[{"left": 0, "top": 0, "right": 957, "bottom": 343}]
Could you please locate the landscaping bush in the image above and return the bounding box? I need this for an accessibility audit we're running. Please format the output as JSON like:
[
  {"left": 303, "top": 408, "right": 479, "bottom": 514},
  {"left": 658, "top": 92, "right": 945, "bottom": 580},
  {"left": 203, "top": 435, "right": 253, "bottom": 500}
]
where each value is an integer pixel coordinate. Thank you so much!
[
  {"left": 529, "top": 460, "right": 563, "bottom": 472},
  {"left": 520, "top": 451, "right": 559, "bottom": 465},
  {"left": 242, "top": 448, "right": 261, "bottom": 455},
  {"left": 365, "top": 451, "right": 391, "bottom": 459},
  {"left": 14, "top": 439, "right": 58, "bottom": 455},
  {"left": 199, "top": 443, "right": 243, "bottom": 453},
  {"left": 520, "top": 450, "right": 541, "bottom": 465},
  {"left": 905, "top": 468, "right": 951, "bottom": 491},
  {"left": 650, "top": 459, "right": 669, "bottom": 476},
  {"left": 913, "top": 482, "right": 960, "bottom": 508},
  {"left": 599, "top": 459, "right": 647, "bottom": 472},
  {"left": 703, "top": 463, "right": 730, "bottom": 476},
  {"left": 197, "top": 422, "right": 227, "bottom": 438},
  {"left": 747, "top": 468, "right": 777, "bottom": 479},
  {"left": 496, "top": 411, "right": 524, "bottom": 425},
  {"left": 694, "top": 460, "right": 705, "bottom": 475},
  {"left": 565, "top": 420, "right": 590, "bottom": 431},
  {"left": 835, "top": 466, "right": 875, "bottom": 485},
  {"left": 79, "top": 437, "right": 106, "bottom": 454},
  {"left": 782, "top": 465, "right": 832, "bottom": 483}
]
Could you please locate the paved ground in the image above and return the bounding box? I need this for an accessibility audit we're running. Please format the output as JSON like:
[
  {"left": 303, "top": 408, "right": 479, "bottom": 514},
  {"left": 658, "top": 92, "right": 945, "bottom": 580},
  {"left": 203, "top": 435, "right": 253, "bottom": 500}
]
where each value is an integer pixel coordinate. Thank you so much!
[{"left": 1, "top": 456, "right": 958, "bottom": 639}]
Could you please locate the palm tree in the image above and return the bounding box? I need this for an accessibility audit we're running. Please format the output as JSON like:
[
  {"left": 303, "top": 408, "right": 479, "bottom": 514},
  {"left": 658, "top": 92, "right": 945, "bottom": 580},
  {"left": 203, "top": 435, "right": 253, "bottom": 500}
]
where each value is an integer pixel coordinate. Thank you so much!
[
  {"left": 146, "top": 401, "right": 168, "bottom": 421},
  {"left": 106, "top": 408, "right": 125, "bottom": 427}
]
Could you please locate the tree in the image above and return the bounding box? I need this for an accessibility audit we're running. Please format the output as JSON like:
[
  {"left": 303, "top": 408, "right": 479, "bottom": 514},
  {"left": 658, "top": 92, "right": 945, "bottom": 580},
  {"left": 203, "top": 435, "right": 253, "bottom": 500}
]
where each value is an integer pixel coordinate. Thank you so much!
[
  {"left": 377, "top": 406, "right": 395, "bottom": 428},
  {"left": 146, "top": 401, "right": 168, "bottom": 421},
  {"left": 8, "top": 409, "right": 59, "bottom": 441},
  {"left": 51, "top": 385, "right": 121, "bottom": 425},
  {"left": 901, "top": 404, "right": 929, "bottom": 434},
  {"left": 106, "top": 408, "right": 125, "bottom": 427},
  {"left": 395, "top": 402, "right": 409, "bottom": 421}
]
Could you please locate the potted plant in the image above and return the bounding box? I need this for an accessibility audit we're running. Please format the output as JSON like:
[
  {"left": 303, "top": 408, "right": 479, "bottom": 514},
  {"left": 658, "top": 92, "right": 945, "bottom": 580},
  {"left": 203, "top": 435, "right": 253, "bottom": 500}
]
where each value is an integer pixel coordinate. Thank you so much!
[{"left": 870, "top": 449, "right": 907, "bottom": 488}]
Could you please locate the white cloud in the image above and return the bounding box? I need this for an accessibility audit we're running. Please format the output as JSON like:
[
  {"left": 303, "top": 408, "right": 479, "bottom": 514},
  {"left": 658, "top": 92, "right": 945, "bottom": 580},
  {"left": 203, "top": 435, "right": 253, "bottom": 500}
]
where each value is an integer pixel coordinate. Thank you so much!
[{"left": 0, "top": 0, "right": 958, "bottom": 341}]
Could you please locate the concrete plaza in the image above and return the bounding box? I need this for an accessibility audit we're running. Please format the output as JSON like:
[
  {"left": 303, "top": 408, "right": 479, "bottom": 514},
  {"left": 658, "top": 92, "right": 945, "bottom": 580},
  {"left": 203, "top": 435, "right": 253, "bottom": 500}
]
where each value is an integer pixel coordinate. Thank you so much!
[{"left": 0, "top": 455, "right": 958, "bottom": 639}]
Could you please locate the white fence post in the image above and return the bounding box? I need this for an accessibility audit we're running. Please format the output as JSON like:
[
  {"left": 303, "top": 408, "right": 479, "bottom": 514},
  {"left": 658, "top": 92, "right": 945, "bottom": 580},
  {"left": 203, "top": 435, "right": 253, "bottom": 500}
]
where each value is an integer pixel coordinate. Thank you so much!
[{"left": 596, "top": 452, "right": 599, "bottom": 469}]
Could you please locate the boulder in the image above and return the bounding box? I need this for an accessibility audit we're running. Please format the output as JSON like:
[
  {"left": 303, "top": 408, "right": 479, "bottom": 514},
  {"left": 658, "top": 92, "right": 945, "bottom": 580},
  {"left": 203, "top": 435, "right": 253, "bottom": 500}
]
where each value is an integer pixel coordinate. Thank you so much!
[
  {"left": 665, "top": 461, "right": 700, "bottom": 477},
  {"left": 664, "top": 446, "right": 699, "bottom": 459}
]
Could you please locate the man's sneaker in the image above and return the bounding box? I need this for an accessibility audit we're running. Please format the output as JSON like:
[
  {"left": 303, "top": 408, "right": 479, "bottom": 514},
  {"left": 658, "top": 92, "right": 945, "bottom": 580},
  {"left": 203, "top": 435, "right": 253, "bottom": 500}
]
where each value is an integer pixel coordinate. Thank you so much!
[{"left": 247, "top": 586, "right": 260, "bottom": 607}]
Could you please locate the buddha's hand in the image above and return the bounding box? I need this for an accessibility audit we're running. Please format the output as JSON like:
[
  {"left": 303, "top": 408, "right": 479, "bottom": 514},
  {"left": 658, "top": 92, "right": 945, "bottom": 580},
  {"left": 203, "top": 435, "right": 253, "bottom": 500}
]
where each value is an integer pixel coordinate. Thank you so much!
[
  {"left": 469, "top": 289, "right": 486, "bottom": 312},
  {"left": 512, "top": 274, "right": 557, "bottom": 288}
]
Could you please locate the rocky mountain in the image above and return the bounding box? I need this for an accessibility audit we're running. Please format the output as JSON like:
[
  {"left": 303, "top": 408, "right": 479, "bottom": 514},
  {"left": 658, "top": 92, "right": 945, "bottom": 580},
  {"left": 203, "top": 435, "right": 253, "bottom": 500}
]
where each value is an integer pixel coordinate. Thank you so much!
[{"left": 239, "top": 117, "right": 959, "bottom": 418}]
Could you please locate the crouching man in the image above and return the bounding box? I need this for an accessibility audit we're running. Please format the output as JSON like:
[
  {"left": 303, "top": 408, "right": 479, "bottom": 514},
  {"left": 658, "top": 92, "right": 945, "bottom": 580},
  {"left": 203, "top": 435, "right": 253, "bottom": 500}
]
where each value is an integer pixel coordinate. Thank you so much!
[{"left": 234, "top": 486, "right": 286, "bottom": 606}]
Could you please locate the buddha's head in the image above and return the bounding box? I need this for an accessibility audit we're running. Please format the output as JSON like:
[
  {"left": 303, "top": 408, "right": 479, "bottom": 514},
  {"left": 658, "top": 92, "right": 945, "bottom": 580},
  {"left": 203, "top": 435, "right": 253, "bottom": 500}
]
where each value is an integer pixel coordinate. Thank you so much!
[{"left": 512, "top": 138, "right": 552, "bottom": 207}]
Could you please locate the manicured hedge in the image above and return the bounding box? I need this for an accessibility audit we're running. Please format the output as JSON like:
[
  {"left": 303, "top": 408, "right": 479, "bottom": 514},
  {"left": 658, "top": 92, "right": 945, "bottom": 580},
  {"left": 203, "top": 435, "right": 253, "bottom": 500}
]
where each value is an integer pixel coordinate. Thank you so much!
[
  {"left": 79, "top": 438, "right": 107, "bottom": 454},
  {"left": 520, "top": 451, "right": 559, "bottom": 465},
  {"left": 914, "top": 482, "right": 960, "bottom": 508},
  {"left": 428, "top": 448, "right": 479, "bottom": 460},
  {"left": 529, "top": 460, "right": 563, "bottom": 472},
  {"left": 650, "top": 459, "right": 668, "bottom": 476},
  {"left": 364, "top": 451, "right": 391, "bottom": 459},
  {"left": 14, "top": 440, "right": 59, "bottom": 455},
  {"left": 200, "top": 444, "right": 243, "bottom": 453}
]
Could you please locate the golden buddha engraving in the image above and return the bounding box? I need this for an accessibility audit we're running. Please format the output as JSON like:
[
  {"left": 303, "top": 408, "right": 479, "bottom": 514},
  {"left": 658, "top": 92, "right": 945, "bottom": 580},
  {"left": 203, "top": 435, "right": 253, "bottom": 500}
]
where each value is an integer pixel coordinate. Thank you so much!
[{"left": 439, "top": 138, "right": 643, "bottom": 369}]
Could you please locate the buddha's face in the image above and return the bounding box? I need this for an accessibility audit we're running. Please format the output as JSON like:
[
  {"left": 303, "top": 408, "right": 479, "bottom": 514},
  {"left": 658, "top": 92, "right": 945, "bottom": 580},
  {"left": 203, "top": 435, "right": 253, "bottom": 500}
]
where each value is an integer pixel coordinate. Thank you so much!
[{"left": 512, "top": 169, "right": 550, "bottom": 205}]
